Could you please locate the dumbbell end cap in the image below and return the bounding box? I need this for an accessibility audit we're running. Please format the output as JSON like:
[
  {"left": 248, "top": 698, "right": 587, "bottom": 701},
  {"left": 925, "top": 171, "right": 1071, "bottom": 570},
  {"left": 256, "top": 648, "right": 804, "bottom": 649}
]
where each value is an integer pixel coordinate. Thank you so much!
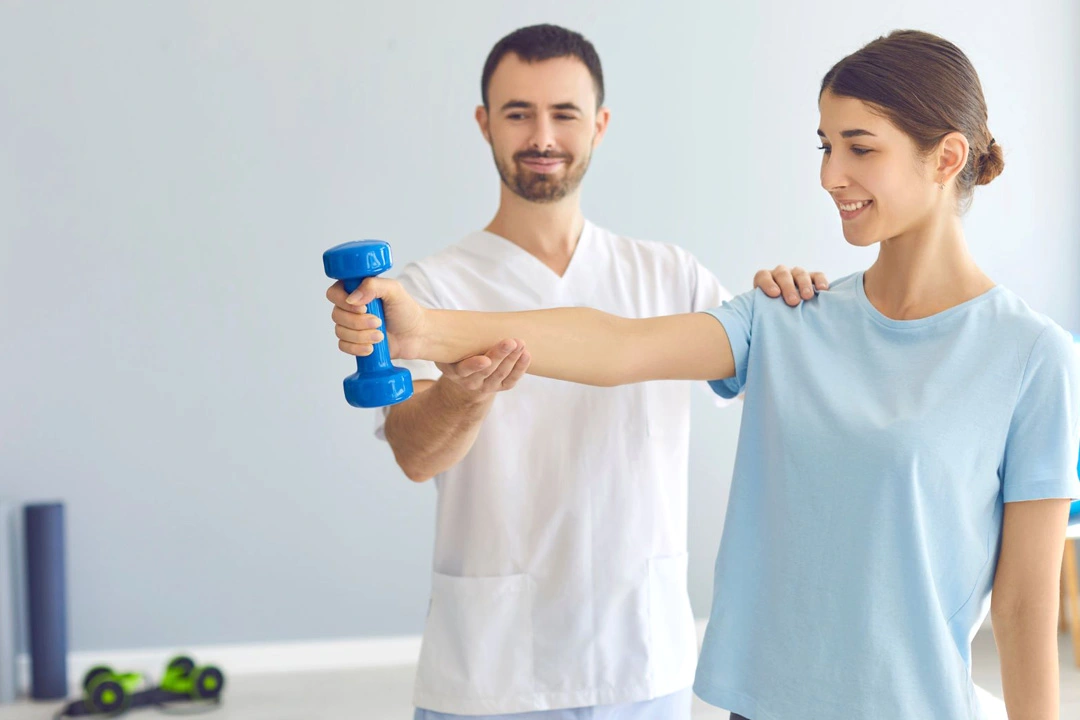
[
  {"left": 323, "top": 240, "right": 393, "bottom": 280},
  {"left": 343, "top": 367, "right": 413, "bottom": 408}
]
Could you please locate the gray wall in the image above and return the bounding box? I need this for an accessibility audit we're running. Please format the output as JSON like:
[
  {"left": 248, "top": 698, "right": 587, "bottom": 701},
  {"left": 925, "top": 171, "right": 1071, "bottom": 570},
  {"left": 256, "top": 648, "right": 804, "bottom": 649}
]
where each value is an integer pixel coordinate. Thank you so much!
[{"left": 2, "top": 0, "right": 1077, "bottom": 652}]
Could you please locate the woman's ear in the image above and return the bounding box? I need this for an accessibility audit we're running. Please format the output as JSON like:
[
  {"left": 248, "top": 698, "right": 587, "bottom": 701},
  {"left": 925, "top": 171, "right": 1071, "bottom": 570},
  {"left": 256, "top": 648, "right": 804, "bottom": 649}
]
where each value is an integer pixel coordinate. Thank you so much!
[{"left": 936, "top": 131, "right": 970, "bottom": 187}]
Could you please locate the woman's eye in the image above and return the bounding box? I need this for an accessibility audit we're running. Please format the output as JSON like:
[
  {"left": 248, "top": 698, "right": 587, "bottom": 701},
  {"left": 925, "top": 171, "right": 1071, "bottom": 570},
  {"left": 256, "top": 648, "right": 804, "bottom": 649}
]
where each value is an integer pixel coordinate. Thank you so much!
[
  {"left": 817, "top": 145, "right": 832, "bottom": 154},
  {"left": 851, "top": 147, "right": 872, "bottom": 156}
]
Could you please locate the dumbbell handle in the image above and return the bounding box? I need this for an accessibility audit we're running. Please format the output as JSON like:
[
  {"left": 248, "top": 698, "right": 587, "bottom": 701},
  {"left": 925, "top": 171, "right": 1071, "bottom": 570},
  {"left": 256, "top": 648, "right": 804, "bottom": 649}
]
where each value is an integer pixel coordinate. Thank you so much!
[{"left": 343, "top": 277, "right": 394, "bottom": 375}]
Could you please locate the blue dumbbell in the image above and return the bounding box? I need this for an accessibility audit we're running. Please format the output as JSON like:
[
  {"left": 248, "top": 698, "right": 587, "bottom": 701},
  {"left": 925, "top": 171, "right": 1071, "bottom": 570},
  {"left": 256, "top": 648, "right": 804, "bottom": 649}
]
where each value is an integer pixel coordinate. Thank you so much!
[{"left": 323, "top": 240, "right": 413, "bottom": 408}]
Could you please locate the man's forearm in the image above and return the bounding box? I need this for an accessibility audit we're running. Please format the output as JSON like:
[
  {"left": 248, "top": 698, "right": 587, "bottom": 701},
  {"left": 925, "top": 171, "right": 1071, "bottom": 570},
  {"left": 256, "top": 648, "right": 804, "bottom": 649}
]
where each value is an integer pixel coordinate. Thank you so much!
[
  {"left": 993, "top": 602, "right": 1060, "bottom": 719},
  {"left": 383, "top": 378, "right": 494, "bottom": 482}
]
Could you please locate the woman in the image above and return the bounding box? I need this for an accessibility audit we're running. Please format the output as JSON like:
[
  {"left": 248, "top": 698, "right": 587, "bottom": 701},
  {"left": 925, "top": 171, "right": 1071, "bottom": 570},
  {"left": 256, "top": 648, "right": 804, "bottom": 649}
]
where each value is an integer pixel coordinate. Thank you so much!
[{"left": 330, "top": 31, "right": 1080, "bottom": 719}]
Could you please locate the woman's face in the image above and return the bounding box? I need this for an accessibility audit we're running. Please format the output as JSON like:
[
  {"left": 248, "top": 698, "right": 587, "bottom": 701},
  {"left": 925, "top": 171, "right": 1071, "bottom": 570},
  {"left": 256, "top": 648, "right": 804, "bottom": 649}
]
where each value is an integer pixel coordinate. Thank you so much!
[{"left": 817, "top": 91, "right": 942, "bottom": 247}]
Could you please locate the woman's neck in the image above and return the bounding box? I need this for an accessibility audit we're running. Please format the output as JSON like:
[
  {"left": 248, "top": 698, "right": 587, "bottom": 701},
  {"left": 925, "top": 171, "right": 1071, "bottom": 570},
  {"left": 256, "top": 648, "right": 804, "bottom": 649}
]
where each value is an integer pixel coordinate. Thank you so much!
[{"left": 863, "top": 213, "right": 994, "bottom": 320}]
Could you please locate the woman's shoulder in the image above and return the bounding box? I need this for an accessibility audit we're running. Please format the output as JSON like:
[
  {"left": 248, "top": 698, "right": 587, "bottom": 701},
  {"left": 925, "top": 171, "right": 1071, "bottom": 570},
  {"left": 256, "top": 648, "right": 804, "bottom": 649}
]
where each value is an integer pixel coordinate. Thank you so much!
[
  {"left": 988, "top": 287, "right": 1072, "bottom": 341},
  {"left": 982, "top": 287, "right": 1076, "bottom": 373}
]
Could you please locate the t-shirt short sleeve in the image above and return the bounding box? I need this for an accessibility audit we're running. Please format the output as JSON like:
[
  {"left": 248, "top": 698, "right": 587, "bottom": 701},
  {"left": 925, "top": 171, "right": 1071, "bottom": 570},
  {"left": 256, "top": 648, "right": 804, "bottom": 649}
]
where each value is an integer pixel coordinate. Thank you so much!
[
  {"left": 703, "top": 288, "right": 758, "bottom": 400},
  {"left": 1000, "top": 325, "right": 1080, "bottom": 503},
  {"left": 684, "top": 252, "right": 738, "bottom": 407}
]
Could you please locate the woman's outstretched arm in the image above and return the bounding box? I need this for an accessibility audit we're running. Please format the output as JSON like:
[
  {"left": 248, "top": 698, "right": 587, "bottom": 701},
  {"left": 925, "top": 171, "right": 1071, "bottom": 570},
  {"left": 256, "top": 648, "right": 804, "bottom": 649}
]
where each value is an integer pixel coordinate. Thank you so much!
[{"left": 328, "top": 277, "right": 736, "bottom": 387}]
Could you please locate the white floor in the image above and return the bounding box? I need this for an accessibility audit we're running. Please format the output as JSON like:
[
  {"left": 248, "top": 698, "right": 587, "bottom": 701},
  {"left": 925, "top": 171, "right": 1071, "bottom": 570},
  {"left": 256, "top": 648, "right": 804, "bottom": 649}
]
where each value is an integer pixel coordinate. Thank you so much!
[{"left": 2, "top": 630, "right": 1078, "bottom": 719}]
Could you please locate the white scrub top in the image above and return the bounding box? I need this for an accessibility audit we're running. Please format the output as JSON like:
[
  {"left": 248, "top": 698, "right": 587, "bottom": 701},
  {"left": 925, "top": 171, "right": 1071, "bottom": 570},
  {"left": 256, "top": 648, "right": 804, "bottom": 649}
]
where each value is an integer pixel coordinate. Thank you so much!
[{"left": 375, "top": 221, "right": 732, "bottom": 715}]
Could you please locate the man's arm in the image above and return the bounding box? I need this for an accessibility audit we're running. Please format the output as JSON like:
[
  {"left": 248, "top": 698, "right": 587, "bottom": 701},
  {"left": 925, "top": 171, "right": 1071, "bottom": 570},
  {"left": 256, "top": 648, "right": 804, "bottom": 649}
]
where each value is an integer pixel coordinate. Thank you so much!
[{"left": 382, "top": 340, "right": 529, "bottom": 482}]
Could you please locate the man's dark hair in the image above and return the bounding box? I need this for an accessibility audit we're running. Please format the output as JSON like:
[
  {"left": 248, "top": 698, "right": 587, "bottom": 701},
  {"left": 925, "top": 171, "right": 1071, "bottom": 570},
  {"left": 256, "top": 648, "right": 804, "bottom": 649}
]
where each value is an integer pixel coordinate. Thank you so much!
[{"left": 481, "top": 24, "right": 604, "bottom": 109}]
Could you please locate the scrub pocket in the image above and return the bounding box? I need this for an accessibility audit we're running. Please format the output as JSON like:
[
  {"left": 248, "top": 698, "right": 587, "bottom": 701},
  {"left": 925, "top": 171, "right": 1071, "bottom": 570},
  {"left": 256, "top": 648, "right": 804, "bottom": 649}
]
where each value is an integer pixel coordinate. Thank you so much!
[{"left": 416, "top": 572, "right": 535, "bottom": 700}]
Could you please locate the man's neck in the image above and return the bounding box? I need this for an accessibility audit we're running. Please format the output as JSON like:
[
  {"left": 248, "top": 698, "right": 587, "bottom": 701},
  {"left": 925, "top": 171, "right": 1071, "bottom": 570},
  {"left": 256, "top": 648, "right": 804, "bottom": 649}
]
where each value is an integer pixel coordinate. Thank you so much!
[{"left": 484, "top": 190, "right": 585, "bottom": 277}]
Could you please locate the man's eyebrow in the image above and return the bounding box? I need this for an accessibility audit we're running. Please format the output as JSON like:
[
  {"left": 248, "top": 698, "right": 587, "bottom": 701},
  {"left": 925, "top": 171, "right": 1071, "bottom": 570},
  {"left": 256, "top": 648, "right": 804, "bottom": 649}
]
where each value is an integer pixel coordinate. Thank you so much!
[{"left": 499, "top": 100, "right": 583, "bottom": 112}]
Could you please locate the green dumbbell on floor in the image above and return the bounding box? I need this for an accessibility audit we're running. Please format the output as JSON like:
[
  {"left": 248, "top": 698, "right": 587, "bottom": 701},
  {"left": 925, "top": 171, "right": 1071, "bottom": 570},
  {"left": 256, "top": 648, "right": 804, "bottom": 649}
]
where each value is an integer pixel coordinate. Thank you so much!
[
  {"left": 80, "top": 666, "right": 144, "bottom": 715},
  {"left": 64, "top": 656, "right": 225, "bottom": 717},
  {"left": 160, "top": 655, "right": 226, "bottom": 701}
]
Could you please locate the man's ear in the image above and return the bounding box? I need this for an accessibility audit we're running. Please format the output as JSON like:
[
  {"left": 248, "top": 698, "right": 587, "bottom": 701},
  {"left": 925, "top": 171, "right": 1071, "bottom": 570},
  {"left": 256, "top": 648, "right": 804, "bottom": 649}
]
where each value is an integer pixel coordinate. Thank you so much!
[
  {"left": 592, "top": 106, "right": 611, "bottom": 150},
  {"left": 476, "top": 105, "right": 492, "bottom": 145}
]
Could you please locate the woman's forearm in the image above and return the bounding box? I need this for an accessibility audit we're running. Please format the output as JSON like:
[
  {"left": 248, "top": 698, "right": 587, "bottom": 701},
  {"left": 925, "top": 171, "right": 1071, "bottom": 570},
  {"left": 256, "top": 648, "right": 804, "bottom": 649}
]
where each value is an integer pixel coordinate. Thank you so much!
[
  {"left": 993, "top": 603, "right": 1060, "bottom": 719},
  {"left": 990, "top": 499, "right": 1073, "bottom": 720},
  {"left": 424, "top": 308, "right": 735, "bottom": 387},
  {"left": 340, "top": 275, "right": 736, "bottom": 385}
]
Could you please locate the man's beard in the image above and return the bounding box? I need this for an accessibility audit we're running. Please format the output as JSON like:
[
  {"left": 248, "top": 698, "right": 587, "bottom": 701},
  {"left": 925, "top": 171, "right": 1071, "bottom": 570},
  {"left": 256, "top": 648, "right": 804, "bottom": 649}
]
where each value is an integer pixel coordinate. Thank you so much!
[{"left": 494, "top": 148, "right": 592, "bottom": 203}]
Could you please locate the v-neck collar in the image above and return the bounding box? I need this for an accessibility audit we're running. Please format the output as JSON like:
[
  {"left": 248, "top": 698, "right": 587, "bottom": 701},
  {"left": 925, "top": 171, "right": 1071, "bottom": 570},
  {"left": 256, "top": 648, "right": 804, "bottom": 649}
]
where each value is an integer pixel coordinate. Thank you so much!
[{"left": 459, "top": 221, "right": 594, "bottom": 303}]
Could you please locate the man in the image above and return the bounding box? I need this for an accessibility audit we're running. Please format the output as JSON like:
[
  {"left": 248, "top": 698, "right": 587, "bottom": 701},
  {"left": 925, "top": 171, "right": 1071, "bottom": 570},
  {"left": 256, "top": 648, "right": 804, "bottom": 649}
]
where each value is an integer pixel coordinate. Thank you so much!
[{"left": 328, "top": 24, "right": 823, "bottom": 719}]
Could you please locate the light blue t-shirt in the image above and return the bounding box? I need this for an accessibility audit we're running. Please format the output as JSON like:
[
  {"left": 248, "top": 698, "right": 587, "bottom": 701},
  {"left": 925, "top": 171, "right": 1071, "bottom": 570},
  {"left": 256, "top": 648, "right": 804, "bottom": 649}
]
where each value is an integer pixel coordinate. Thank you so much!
[{"left": 694, "top": 272, "right": 1080, "bottom": 720}]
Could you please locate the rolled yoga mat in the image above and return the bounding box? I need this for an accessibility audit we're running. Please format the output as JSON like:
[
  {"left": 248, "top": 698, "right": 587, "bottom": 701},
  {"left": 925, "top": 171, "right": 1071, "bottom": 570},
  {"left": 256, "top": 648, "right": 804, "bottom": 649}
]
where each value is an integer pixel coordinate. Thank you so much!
[
  {"left": 24, "top": 502, "right": 67, "bottom": 700},
  {"left": 0, "top": 501, "right": 17, "bottom": 704}
]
